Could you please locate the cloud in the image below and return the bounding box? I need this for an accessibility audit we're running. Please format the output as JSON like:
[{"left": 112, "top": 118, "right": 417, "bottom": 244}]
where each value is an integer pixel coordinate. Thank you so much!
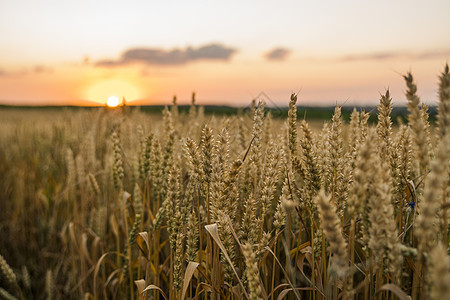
[
  {"left": 265, "top": 48, "right": 291, "bottom": 61},
  {"left": 340, "top": 49, "right": 450, "bottom": 61},
  {"left": 83, "top": 56, "right": 91, "bottom": 65},
  {"left": 0, "top": 68, "right": 27, "bottom": 77},
  {"left": 96, "top": 43, "right": 237, "bottom": 67},
  {"left": 33, "top": 65, "right": 54, "bottom": 74},
  {"left": 417, "top": 50, "right": 450, "bottom": 59},
  {"left": 0, "top": 65, "right": 53, "bottom": 77}
]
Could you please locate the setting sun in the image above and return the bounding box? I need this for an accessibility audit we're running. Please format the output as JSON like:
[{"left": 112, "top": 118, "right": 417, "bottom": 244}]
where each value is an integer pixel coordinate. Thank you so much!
[
  {"left": 106, "top": 96, "right": 120, "bottom": 107},
  {"left": 85, "top": 78, "right": 141, "bottom": 106}
]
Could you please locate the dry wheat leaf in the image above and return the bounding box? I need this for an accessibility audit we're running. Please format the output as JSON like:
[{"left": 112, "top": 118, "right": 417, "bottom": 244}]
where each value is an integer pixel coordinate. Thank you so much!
[
  {"left": 141, "top": 284, "right": 168, "bottom": 300},
  {"left": 205, "top": 223, "right": 249, "bottom": 299},
  {"left": 376, "top": 284, "right": 411, "bottom": 300},
  {"left": 181, "top": 261, "right": 199, "bottom": 300},
  {"left": 136, "top": 232, "right": 150, "bottom": 258}
]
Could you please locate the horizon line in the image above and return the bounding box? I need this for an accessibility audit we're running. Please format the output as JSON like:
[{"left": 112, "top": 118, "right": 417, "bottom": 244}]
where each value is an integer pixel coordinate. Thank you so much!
[{"left": 0, "top": 102, "right": 437, "bottom": 108}]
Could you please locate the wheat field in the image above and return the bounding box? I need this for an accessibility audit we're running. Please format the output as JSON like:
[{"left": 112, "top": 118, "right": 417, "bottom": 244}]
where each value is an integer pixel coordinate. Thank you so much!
[{"left": 0, "top": 67, "right": 449, "bottom": 300}]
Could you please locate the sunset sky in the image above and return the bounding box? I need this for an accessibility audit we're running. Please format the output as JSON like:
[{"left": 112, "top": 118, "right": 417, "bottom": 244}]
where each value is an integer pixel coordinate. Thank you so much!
[{"left": 1, "top": 0, "right": 449, "bottom": 107}]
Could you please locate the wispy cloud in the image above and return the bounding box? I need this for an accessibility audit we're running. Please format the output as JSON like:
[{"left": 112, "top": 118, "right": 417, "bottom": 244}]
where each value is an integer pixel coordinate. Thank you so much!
[
  {"left": 0, "top": 65, "right": 54, "bottom": 77},
  {"left": 0, "top": 68, "right": 27, "bottom": 77},
  {"left": 340, "top": 49, "right": 450, "bottom": 61},
  {"left": 33, "top": 65, "right": 54, "bottom": 74},
  {"left": 96, "top": 43, "right": 237, "bottom": 67},
  {"left": 265, "top": 48, "right": 291, "bottom": 61},
  {"left": 416, "top": 49, "right": 450, "bottom": 59}
]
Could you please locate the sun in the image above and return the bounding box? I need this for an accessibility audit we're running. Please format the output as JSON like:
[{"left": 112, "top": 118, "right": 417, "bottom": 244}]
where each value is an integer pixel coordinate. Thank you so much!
[
  {"left": 106, "top": 96, "right": 120, "bottom": 108},
  {"left": 85, "top": 78, "right": 141, "bottom": 106}
]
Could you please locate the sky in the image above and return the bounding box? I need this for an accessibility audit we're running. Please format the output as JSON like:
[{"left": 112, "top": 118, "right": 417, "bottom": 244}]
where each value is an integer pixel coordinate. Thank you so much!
[{"left": 0, "top": 0, "right": 449, "bottom": 107}]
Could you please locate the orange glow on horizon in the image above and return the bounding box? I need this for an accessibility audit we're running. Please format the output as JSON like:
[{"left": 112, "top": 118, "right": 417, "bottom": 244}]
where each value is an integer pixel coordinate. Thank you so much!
[
  {"left": 0, "top": 57, "right": 446, "bottom": 107},
  {"left": 84, "top": 78, "right": 141, "bottom": 105}
]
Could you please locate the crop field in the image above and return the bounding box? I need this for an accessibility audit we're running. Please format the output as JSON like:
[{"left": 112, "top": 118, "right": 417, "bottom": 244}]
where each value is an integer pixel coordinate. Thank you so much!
[{"left": 0, "top": 68, "right": 449, "bottom": 300}]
